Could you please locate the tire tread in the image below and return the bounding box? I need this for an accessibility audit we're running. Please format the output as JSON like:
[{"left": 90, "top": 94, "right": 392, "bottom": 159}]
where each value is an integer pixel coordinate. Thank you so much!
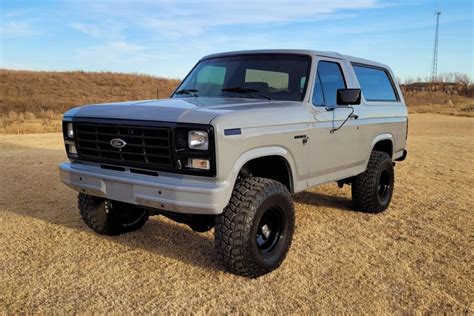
[
  {"left": 215, "top": 177, "right": 294, "bottom": 278},
  {"left": 352, "top": 151, "right": 393, "bottom": 213}
]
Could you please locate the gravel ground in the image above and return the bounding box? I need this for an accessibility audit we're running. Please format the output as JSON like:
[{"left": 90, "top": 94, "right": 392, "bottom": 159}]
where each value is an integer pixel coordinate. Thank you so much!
[{"left": 0, "top": 114, "right": 472, "bottom": 314}]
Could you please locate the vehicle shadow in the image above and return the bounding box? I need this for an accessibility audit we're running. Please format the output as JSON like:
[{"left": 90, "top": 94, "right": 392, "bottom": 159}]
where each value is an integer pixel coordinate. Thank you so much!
[
  {"left": 293, "top": 190, "right": 355, "bottom": 212},
  {"left": 107, "top": 216, "right": 219, "bottom": 271},
  {"left": 10, "top": 201, "right": 220, "bottom": 272},
  {"left": 0, "top": 142, "right": 220, "bottom": 273}
]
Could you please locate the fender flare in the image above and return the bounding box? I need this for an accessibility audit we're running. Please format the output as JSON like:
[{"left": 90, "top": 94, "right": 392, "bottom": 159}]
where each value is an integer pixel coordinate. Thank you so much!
[
  {"left": 229, "top": 146, "right": 296, "bottom": 193},
  {"left": 371, "top": 133, "right": 394, "bottom": 148},
  {"left": 364, "top": 133, "right": 394, "bottom": 167}
]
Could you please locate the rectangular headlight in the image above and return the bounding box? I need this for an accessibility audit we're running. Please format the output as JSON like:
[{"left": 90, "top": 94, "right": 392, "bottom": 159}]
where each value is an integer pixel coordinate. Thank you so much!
[{"left": 188, "top": 130, "right": 208, "bottom": 150}]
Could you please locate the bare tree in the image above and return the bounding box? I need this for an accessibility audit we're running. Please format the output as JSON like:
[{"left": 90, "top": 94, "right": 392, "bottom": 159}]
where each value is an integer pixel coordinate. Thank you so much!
[
  {"left": 433, "top": 72, "right": 471, "bottom": 84},
  {"left": 453, "top": 73, "right": 470, "bottom": 85},
  {"left": 442, "top": 72, "right": 455, "bottom": 83},
  {"left": 404, "top": 76, "right": 415, "bottom": 84}
]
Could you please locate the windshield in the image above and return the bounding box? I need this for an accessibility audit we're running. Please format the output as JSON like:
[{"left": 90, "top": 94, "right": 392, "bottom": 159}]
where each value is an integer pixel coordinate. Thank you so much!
[{"left": 173, "top": 54, "right": 311, "bottom": 101}]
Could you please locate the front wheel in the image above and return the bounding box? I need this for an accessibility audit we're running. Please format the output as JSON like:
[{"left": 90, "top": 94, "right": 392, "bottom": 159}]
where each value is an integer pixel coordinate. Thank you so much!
[
  {"left": 214, "top": 178, "right": 295, "bottom": 278},
  {"left": 78, "top": 193, "right": 149, "bottom": 236},
  {"left": 351, "top": 151, "right": 394, "bottom": 213}
]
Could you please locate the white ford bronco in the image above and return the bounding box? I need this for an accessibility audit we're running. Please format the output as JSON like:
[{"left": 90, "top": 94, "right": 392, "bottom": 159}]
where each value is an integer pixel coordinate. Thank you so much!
[{"left": 59, "top": 50, "right": 408, "bottom": 277}]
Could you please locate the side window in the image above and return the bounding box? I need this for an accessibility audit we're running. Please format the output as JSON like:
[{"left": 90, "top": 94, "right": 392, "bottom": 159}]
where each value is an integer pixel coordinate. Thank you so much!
[
  {"left": 312, "top": 61, "right": 346, "bottom": 106},
  {"left": 312, "top": 73, "right": 325, "bottom": 106},
  {"left": 353, "top": 65, "right": 398, "bottom": 101}
]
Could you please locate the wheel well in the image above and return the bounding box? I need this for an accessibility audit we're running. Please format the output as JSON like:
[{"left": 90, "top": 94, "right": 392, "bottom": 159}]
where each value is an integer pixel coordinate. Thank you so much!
[
  {"left": 372, "top": 139, "right": 393, "bottom": 158},
  {"left": 239, "top": 156, "right": 293, "bottom": 193}
]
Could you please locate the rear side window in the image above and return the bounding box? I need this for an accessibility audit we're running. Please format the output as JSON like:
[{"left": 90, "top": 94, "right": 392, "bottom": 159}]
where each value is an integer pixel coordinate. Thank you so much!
[
  {"left": 312, "top": 61, "right": 346, "bottom": 106},
  {"left": 353, "top": 65, "right": 398, "bottom": 101}
]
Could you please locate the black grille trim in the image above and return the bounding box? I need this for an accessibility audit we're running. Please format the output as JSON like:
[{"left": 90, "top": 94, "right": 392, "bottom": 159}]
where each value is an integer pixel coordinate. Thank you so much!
[
  {"left": 75, "top": 121, "right": 173, "bottom": 169},
  {"left": 70, "top": 118, "right": 216, "bottom": 176}
]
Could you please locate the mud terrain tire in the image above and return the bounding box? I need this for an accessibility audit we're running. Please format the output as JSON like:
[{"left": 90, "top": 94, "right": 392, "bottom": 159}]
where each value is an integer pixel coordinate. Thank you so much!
[
  {"left": 215, "top": 177, "right": 295, "bottom": 278},
  {"left": 352, "top": 151, "right": 394, "bottom": 213},
  {"left": 78, "top": 193, "right": 149, "bottom": 236}
]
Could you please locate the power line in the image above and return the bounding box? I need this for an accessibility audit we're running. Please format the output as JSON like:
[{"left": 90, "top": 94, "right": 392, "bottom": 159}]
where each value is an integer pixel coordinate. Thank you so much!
[{"left": 431, "top": 11, "right": 441, "bottom": 82}]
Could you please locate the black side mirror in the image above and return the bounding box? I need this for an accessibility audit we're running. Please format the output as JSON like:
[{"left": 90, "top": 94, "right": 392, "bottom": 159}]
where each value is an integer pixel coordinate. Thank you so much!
[{"left": 337, "top": 89, "right": 361, "bottom": 105}]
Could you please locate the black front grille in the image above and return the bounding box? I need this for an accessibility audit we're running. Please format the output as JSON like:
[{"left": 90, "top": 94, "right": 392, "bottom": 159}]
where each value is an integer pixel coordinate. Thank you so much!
[{"left": 74, "top": 122, "right": 173, "bottom": 169}]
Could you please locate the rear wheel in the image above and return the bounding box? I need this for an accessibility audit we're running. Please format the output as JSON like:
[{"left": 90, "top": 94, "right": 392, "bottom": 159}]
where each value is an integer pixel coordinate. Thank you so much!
[
  {"left": 215, "top": 177, "right": 295, "bottom": 278},
  {"left": 351, "top": 151, "right": 394, "bottom": 213},
  {"left": 78, "top": 193, "right": 149, "bottom": 235}
]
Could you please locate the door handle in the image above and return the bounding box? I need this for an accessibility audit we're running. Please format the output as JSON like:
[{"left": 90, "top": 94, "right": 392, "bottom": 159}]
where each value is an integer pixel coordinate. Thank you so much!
[{"left": 294, "top": 135, "right": 309, "bottom": 145}]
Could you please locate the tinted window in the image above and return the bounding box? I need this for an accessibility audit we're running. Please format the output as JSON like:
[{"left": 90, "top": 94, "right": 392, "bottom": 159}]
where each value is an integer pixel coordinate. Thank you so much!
[
  {"left": 197, "top": 65, "right": 226, "bottom": 85},
  {"left": 195, "top": 65, "right": 226, "bottom": 96},
  {"left": 353, "top": 65, "right": 398, "bottom": 101},
  {"left": 312, "top": 73, "right": 325, "bottom": 106},
  {"left": 312, "top": 61, "right": 346, "bottom": 106},
  {"left": 245, "top": 69, "right": 289, "bottom": 91},
  {"left": 300, "top": 76, "right": 307, "bottom": 93},
  {"left": 174, "top": 54, "right": 311, "bottom": 101}
]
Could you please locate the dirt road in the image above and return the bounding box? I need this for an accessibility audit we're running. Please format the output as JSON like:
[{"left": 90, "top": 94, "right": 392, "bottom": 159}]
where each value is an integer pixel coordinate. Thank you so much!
[{"left": 0, "top": 114, "right": 472, "bottom": 314}]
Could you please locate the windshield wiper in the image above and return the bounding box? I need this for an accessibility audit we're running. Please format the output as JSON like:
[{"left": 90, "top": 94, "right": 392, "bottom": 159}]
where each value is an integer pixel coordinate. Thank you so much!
[
  {"left": 175, "top": 89, "right": 199, "bottom": 97},
  {"left": 222, "top": 87, "right": 272, "bottom": 100}
]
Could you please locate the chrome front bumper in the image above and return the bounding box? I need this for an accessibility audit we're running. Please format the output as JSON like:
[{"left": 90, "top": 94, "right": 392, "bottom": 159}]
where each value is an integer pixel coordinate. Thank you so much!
[{"left": 59, "top": 162, "right": 231, "bottom": 215}]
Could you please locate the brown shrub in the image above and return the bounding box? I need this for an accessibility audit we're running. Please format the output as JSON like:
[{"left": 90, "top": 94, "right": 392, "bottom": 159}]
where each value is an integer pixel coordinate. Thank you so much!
[
  {"left": 6, "top": 111, "right": 19, "bottom": 121},
  {"left": 24, "top": 112, "right": 37, "bottom": 120}
]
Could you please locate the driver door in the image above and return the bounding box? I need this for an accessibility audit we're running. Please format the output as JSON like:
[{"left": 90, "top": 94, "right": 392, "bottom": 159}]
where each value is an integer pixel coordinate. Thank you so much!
[{"left": 308, "top": 58, "right": 364, "bottom": 186}]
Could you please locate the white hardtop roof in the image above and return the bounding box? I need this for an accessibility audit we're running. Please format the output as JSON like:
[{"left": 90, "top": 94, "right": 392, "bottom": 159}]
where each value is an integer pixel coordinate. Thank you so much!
[{"left": 201, "top": 49, "right": 390, "bottom": 70}]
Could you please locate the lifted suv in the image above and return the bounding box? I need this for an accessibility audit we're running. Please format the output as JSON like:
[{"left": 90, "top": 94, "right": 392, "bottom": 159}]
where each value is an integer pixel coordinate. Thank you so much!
[{"left": 59, "top": 50, "right": 408, "bottom": 277}]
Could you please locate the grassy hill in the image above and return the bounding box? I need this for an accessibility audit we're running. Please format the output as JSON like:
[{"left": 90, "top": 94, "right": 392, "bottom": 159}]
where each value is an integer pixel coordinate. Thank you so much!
[
  {"left": 0, "top": 69, "right": 472, "bottom": 133},
  {"left": 0, "top": 69, "right": 180, "bottom": 133},
  {"left": 0, "top": 69, "right": 180, "bottom": 114}
]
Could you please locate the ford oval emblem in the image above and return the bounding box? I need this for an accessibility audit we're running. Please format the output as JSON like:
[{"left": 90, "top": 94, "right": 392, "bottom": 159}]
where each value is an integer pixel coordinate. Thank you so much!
[{"left": 110, "top": 138, "right": 127, "bottom": 149}]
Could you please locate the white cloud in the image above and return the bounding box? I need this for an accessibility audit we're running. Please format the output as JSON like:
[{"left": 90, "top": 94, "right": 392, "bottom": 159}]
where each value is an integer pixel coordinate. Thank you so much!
[
  {"left": 0, "top": 20, "right": 39, "bottom": 38},
  {"left": 65, "top": 0, "right": 379, "bottom": 39},
  {"left": 71, "top": 23, "right": 104, "bottom": 38},
  {"left": 144, "top": 0, "right": 379, "bottom": 37},
  {"left": 77, "top": 41, "right": 144, "bottom": 57},
  {"left": 0, "top": 7, "right": 42, "bottom": 38},
  {"left": 73, "top": 41, "right": 150, "bottom": 71},
  {"left": 70, "top": 20, "right": 125, "bottom": 39}
]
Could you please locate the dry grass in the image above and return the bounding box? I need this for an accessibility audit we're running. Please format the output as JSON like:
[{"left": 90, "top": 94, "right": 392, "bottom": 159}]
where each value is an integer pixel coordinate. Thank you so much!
[
  {"left": 404, "top": 91, "right": 474, "bottom": 117},
  {"left": 0, "top": 69, "right": 179, "bottom": 113},
  {"left": 0, "top": 69, "right": 180, "bottom": 133},
  {"left": 0, "top": 110, "right": 62, "bottom": 134},
  {"left": 0, "top": 114, "right": 472, "bottom": 314}
]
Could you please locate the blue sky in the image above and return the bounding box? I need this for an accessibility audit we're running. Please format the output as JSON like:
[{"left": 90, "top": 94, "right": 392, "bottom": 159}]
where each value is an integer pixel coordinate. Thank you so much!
[{"left": 1, "top": 0, "right": 472, "bottom": 81}]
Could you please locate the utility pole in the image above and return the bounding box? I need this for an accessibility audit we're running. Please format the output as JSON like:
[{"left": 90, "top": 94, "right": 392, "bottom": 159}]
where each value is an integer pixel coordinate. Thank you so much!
[{"left": 431, "top": 11, "right": 441, "bottom": 82}]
